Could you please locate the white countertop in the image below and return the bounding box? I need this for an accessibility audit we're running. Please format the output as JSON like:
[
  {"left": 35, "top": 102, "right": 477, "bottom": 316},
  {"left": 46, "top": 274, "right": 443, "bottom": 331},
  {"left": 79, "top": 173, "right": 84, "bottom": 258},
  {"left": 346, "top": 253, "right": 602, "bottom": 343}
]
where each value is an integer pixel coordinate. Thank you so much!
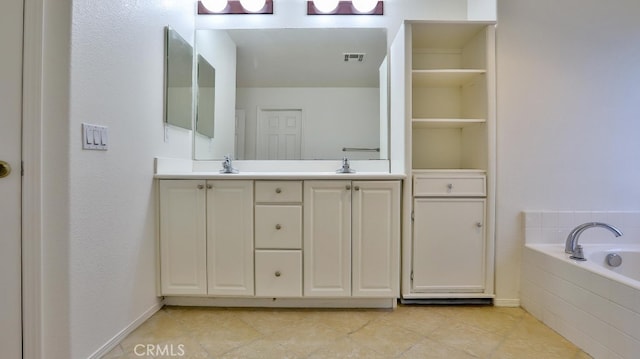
[
  {"left": 155, "top": 172, "right": 406, "bottom": 180},
  {"left": 154, "top": 158, "right": 406, "bottom": 180}
]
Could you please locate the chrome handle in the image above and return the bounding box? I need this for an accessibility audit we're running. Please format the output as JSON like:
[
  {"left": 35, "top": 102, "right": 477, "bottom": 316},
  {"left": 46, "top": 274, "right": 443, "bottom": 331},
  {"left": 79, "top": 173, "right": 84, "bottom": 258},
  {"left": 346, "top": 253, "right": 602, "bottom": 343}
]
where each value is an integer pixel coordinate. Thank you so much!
[
  {"left": 275, "top": 271, "right": 281, "bottom": 277},
  {"left": 346, "top": 185, "right": 351, "bottom": 190},
  {"left": 354, "top": 186, "right": 360, "bottom": 191},
  {"left": 206, "top": 184, "right": 212, "bottom": 189},
  {"left": 197, "top": 184, "right": 204, "bottom": 190},
  {"left": 0, "top": 161, "right": 11, "bottom": 178},
  {"left": 275, "top": 188, "right": 282, "bottom": 194},
  {"left": 275, "top": 224, "right": 282, "bottom": 230}
]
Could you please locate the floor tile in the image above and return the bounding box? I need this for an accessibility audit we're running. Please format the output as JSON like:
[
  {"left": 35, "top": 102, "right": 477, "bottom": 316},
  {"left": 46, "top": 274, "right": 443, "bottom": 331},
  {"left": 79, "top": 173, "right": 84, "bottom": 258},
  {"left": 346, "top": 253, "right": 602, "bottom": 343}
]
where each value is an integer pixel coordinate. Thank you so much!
[
  {"left": 399, "top": 337, "right": 478, "bottom": 359},
  {"left": 348, "top": 317, "right": 424, "bottom": 357},
  {"left": 101, "top": 304, "right": 588, "bottom": 359}
]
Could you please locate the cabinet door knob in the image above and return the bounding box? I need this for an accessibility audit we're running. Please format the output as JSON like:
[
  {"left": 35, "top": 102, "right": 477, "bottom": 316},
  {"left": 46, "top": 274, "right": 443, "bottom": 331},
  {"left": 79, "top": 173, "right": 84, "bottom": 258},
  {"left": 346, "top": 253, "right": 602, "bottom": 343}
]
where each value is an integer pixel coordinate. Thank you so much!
[
  {"left": 346, "top": 185, "right": 351, "bottom": 190},
  {"left": 197, "top": 184, "right": 204, "bottom": 190},
  {"left": 275, "top": 271, "right": 281, "bottom": 277},
  {"left": 206, "top": 184, "right": 212, "bottom": 189},
  {"left": 275, "top": 224, "right": 282, "bottom": 230},
  {"left": 476, "top": 222, "right": 483, "bottom": 228},
  {"left": 275, "top": 188, "right": 282, "bottom": 194},
  {"left": 354, "top": 186, "right": 360, "bottom": 191}
]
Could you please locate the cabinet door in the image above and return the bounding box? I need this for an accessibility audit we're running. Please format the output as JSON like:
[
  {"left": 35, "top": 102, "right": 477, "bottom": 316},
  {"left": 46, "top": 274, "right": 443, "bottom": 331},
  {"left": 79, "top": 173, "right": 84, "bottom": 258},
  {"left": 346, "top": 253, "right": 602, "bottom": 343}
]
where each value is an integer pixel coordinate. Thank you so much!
[
  {"left": 304, "top": 180, "right": 351, "bottom": 297},
  {"left": 207, "top": 180, "right": 254, "bottom": 296},
  {"left": 159, "top": 180, "right": 207, "bottom": 295},
  {"left": 412, "top": 198, "right": 486, "bottom": 292},
  {"left": 352, "top": 181, "right": 401, "bottom": 297}
]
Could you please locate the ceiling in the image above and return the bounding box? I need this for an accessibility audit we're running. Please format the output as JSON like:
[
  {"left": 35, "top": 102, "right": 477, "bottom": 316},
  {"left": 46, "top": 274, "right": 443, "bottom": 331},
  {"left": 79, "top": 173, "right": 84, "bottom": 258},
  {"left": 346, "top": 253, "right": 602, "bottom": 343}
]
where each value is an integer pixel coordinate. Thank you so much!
[{"left": 224, "top": 28, "right": 387, "bottom": 88}]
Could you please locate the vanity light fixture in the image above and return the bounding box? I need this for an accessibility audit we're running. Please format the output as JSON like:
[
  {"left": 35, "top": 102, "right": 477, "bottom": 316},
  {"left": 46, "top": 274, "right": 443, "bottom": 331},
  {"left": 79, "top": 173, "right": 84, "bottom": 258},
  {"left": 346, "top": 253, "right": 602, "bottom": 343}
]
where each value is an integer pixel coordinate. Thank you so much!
[
  {"left": 307, "top": 0, "right": 383, "bottom": 15},
  {"left": 198, "top": 0, "right": 273, "bottom": 14}
]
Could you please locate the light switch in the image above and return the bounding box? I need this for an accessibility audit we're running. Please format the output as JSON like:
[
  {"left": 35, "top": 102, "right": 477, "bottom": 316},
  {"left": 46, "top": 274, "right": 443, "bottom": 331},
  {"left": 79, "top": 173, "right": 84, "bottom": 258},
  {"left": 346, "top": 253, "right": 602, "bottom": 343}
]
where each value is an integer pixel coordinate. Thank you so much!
[{"left": 82, "top": 123, "right": 108, "bottom": 150}]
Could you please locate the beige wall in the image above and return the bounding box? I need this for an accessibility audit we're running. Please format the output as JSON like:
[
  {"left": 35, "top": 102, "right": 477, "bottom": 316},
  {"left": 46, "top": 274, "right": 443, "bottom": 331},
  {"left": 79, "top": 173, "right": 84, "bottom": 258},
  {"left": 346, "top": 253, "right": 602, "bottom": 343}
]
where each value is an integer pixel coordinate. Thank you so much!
[{"left": 495, "top": 0, "right": 640, "bottom": 303}]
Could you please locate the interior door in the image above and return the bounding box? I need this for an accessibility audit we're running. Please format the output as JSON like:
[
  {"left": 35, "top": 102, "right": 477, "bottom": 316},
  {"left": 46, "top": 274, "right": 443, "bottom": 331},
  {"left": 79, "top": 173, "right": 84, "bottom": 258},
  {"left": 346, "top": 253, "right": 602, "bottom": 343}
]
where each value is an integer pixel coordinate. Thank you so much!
[
  {"left": 0, "top": 0, "right": 24, "bottom": 357},
  {"left": 256, "top": 109, "right": 302, "bottom": 160}
]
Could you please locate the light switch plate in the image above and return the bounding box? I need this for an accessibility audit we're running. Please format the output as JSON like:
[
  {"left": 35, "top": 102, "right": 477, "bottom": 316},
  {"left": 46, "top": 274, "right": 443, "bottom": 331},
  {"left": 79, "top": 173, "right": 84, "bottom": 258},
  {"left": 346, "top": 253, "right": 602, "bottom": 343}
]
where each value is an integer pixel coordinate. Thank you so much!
[{"left": 82, "top": 123, "right": 108, "bottom": 150}]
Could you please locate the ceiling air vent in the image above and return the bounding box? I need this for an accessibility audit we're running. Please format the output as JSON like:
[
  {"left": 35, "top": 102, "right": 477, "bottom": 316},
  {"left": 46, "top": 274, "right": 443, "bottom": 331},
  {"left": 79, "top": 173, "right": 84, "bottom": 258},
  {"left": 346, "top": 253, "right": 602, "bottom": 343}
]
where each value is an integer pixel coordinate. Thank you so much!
[{"left": 343, "top": 53, "right": 365, "bottom": 62}]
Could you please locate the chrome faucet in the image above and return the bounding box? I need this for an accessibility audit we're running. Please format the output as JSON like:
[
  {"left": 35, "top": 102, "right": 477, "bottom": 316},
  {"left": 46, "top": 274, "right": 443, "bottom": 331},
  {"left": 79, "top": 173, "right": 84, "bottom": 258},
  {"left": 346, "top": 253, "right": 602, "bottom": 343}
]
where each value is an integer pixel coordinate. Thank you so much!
[
  {"left": 219, "top": 154, "right": 238, "bottom": 174},
  {"left": 336, "top": 157, "right": 355, "bottom": 173},
  {"left": 565, "top": 222, "right": 622, "bottom": 260}
]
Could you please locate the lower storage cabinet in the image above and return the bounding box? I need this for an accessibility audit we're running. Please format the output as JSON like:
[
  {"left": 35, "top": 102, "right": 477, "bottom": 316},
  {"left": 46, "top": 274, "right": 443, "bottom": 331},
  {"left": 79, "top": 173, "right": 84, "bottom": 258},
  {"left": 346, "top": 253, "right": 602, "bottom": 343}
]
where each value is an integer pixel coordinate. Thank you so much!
[{"left": 255, "top": 250, "right": 303, "bottom": 297}]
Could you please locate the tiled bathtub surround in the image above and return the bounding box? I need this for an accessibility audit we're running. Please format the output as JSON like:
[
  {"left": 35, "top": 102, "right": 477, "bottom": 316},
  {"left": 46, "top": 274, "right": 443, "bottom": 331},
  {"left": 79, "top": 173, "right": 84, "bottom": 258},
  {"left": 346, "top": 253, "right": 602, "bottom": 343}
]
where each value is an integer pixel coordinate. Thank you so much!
[
  {"left": 523, "top": 211, "right": 640, "bottom": 245},
  {"left": 522, "top": 211, "right": 640, "bottom": 359}
]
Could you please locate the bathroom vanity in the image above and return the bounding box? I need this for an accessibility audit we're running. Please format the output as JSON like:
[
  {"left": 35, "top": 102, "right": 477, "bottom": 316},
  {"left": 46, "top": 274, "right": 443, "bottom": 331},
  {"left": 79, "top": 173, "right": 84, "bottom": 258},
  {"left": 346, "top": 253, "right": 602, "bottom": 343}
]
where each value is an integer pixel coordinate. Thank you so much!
[
  {"left": 158, "top": 19, "right": 497, "bottom": 307},
  {"left": 156, "top": 162, "right": 402, "bottom": 308}
]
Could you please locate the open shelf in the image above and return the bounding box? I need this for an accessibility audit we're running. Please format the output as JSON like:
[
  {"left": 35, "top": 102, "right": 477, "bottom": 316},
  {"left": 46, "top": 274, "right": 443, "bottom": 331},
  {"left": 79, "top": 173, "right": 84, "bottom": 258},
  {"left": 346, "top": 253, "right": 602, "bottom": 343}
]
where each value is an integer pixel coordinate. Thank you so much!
[
  {"left": 412, "top": 118, "right": 486, "bottom": 129},
  {"left": 412, "top": 69, "right": 486, "bottom": 87}
]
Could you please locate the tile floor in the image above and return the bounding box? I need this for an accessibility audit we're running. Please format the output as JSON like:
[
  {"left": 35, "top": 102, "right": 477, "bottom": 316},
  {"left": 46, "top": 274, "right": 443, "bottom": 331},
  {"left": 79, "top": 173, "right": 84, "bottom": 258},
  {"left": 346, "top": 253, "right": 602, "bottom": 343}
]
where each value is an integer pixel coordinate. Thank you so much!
[{"left": 103, "top": 304, "right": 591, "bottom": 359}]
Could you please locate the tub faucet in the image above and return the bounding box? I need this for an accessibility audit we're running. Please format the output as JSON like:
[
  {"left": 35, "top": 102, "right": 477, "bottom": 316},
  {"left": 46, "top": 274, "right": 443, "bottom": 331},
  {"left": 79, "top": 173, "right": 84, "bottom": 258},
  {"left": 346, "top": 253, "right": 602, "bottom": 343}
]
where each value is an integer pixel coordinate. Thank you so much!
[{"left": 565, "top": 222, "right": 622, "bottom": 260}]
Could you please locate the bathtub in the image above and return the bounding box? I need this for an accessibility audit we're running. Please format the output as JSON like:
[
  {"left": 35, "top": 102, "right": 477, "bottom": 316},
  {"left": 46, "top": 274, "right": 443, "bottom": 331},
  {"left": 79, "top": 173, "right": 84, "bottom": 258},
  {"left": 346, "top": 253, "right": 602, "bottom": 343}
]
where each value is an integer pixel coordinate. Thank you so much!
[{"left": 521, "top": 243, "right": 640, "bottom": 359}]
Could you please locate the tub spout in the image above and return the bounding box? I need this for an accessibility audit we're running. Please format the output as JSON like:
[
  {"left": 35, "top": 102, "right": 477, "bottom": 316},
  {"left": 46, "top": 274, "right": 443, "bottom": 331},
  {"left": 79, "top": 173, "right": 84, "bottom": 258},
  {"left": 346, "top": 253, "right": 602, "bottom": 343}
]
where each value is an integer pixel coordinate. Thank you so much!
[{"left": 565, "top": 222, "right": 623, "bottom": 257}]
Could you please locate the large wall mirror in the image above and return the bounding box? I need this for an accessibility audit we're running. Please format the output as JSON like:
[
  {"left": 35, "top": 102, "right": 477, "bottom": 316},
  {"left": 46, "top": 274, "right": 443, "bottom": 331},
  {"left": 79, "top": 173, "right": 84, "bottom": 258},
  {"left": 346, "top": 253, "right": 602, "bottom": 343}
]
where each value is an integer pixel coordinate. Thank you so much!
[
  {"left": 164, "top": 27, "right": 193, "bottom": 130},
  {"left": 194, "top": 28, "right": 389, "bottom": 161}
]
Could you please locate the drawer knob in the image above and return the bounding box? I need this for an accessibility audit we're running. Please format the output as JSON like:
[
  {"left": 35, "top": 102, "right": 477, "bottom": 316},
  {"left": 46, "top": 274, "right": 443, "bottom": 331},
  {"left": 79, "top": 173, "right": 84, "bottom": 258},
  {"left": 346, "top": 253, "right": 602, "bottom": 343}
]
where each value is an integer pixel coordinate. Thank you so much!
[
  {"left": 197, "top": 184, "right": 204, "bottom": 190},
  {"left": 447, "top": 183, "right": 453, "bottom": 191},
  {"left": 476, "top": 222, "right": 483, "bottom": 228},
  {"left": 354, "top": 186, "right": 360, "bottom": 191},
  {"left": 275, "top": 271, "right": 281, "bottom": 277},
  {"left": 275, "top": 188, "right": 282, "bottom": 194},
  {"left": 346, "top": 185, "right": 351, "bottom": 190},
  {"left": 206, "top": 184, "right": 212, "bottom": 189},
  {"left": 275, "top": 224, "right": 282, "bottom": 230}
]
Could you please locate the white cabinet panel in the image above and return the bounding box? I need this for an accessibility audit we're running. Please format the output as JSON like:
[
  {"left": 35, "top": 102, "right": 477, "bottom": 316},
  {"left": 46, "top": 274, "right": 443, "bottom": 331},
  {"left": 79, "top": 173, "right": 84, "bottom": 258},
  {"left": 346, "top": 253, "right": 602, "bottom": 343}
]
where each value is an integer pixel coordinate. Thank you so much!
[
  {"left": 412, "top": 198, "right": 486, "bottom": 292},
  {"left": 255, "top": 205, "right": 302, "bottom": 249},
  {"left": 352, "top": 181, "right": 401, "bottom": 297},
  {"left": 255, "top": 250, "right": 302, "bottom": 297},
  {"left": 207, "top": 180, "right": 254, "bottom": 296},
  {"left": 255, "top": 180, "right": 302, "bottom": 203},
  {"left": 304, "top": 180, "right": 352, "bottom": 297},
  {"left": 159, "top": 180, "right": 207, "bottom": 295}
]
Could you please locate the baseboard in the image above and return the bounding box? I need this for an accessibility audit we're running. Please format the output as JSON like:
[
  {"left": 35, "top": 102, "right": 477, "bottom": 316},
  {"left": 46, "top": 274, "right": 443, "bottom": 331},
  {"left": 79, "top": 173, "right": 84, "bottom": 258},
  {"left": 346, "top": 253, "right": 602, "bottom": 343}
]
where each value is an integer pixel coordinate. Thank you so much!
[
  {"left": 163, "top": 296, "right": 397, "bottom": 309},
  {"left": 87, "top": 301, "right": 164, "bottom": 359},
  {"left": 493, "top": 298, "right": 521, "bottom": 307}
]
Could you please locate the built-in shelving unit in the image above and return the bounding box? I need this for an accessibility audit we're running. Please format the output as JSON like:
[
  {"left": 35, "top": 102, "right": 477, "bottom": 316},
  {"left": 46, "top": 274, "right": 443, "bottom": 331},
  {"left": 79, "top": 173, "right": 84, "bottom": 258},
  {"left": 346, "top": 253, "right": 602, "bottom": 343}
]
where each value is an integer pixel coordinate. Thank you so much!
[
  {"left": 410, "top": 22, "right": 492, "bottom": 171},
  {"left": 392, "top": 21, "right": 496, "bottom": 302}
]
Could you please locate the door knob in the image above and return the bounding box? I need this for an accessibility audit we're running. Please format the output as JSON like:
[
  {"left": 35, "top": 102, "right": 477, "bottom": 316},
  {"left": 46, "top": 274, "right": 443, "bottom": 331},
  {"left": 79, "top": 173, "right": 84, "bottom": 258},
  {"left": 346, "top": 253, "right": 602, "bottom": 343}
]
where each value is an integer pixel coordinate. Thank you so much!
[{"left": 0, "top": 161, "right": 11, "bottom": 178}]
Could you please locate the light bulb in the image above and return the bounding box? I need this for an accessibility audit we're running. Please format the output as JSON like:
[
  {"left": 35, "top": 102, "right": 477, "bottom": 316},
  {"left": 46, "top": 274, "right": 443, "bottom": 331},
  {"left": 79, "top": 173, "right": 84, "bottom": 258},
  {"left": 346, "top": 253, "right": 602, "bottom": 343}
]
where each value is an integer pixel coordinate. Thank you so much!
[
  {"left": 201, "top": 0, "right": 228, "bottom": 12},
  {"left": 352, "top": 0, "right": 378, "bottom": 13},
  {"left": 239, "top": 0, "right": 266, "bottom": 12},
  {"left": 313, "top": 0, "right": 339, "bottom": 13}
]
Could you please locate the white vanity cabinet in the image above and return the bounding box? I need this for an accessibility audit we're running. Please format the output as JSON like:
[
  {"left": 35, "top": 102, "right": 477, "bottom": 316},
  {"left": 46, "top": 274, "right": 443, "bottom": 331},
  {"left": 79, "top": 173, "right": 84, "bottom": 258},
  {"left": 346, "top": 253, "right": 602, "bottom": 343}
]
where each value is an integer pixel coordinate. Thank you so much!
[
  {"left": 206, "top": 180, "right": 254, "bottom": 296},
  {"left": 304, "top": 180, "right": 352, "bottom": 297},
  {"left": 254, "top": 181, "right": 303, "bottom": 297},
  {"left": 158, "top": 180, "right": 254, "bottom": 296},
  {"left": 158, "top": 176, "right": 401, "bottom": 306},
  {"left": 304, "top": 180, "right": 400, "bottom": 298},
  {"left": 159, "top": 180, "right": 207, "bottom": 295}
]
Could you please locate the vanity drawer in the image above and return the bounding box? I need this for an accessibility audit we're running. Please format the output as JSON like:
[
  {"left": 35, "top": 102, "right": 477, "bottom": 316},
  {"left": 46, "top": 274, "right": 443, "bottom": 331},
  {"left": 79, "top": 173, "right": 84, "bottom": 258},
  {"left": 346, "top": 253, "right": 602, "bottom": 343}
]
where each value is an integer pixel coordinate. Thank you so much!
[
  {"left": 413, "top": 174, "right": 486, "bottom": 197},
  {"left": 255, "top": 250, "right": 302, "bottom": 297},
  {"left": 255, "top": 205, "right": 302, "bottom": 249},
  {"left": 255, "top": 181, "right": 303, "bottom": 203}
]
